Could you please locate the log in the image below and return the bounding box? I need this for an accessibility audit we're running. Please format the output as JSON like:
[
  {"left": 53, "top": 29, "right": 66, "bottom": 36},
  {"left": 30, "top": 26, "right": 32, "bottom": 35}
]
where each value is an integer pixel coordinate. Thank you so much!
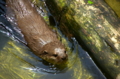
[{"left": 45, "top": 0, "right": 120, "bottom": 78}]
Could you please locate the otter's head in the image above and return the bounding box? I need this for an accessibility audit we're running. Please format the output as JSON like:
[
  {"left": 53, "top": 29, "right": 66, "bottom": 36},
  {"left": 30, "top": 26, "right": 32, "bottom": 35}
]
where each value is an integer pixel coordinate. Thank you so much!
[{"left": 38, "top": 41, "right": 68, "bottom": 64}]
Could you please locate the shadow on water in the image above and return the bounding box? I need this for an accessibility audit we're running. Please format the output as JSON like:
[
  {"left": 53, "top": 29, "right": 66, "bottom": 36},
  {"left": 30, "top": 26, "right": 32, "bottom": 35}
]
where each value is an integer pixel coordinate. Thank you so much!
[
  {"left": 0, "top": 28, "right": 9, "bottom": 50},
  {"left": 0, "top": 0, "right": 106, "bottom": 79}
]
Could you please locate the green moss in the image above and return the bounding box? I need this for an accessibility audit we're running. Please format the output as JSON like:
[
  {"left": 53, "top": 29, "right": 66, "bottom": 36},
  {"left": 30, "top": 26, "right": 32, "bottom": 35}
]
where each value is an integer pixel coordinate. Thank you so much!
[{"left": 87, "top": 0, "right": 94, "bottom": 4}]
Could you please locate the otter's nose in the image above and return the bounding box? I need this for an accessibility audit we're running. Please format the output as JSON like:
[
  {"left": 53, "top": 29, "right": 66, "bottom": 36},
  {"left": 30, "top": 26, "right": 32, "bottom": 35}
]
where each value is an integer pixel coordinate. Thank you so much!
[{"left": 61, "top": 56, "right": 67, "bottom": 60}]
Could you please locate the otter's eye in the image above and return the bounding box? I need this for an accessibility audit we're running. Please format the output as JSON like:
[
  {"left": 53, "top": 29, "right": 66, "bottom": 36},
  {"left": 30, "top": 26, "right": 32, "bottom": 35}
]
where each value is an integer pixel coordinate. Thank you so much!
[
  {"left": 53, "top": 54, "right": 58, "bottom": 57},
  {"left": 43, "top": 51, "right": 48, "bottom": 54},
  {"left": 64, "top": 51, "right": 66, "bottom": 53}
]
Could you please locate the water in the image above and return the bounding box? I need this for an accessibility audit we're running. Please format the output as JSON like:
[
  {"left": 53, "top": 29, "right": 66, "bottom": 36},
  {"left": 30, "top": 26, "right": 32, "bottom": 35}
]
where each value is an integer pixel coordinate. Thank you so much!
[{"left": 0, "top": 0, "right": 106, "bottom": 79}]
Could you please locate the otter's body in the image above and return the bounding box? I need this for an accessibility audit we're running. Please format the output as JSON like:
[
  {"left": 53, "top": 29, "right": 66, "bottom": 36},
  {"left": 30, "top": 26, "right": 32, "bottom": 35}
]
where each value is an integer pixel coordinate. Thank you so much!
[{"left": 6, "top": 0, "right": 67, "bottom": 64}]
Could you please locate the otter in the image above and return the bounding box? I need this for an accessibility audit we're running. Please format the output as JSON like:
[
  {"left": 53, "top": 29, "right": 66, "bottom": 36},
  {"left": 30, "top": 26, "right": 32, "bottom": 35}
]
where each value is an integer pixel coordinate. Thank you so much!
[{"left": 6, "top": 0, "right": 67, "bottom": 64}]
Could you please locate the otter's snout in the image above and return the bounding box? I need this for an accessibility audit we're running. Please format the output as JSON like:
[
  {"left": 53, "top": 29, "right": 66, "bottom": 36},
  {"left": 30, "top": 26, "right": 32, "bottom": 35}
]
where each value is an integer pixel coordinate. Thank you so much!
[
  {"left": 54, "top": 48, "right": 68, "bottom": 61},
  {"left": 61, "top": 56, "right": 67, "bottom": 60},
  {"left": 61, "top": 52, "right": 68, "bottom": 60}
]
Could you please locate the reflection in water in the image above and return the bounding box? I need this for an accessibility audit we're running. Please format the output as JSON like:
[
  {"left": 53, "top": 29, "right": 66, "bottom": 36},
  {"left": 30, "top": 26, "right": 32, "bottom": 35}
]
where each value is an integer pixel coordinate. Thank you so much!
[
  {"left": 0, "top": 29, "right": 106, "bottom": 79},
  {"left": 0, "top": 0, "right": 106, "bottom": 79}
]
